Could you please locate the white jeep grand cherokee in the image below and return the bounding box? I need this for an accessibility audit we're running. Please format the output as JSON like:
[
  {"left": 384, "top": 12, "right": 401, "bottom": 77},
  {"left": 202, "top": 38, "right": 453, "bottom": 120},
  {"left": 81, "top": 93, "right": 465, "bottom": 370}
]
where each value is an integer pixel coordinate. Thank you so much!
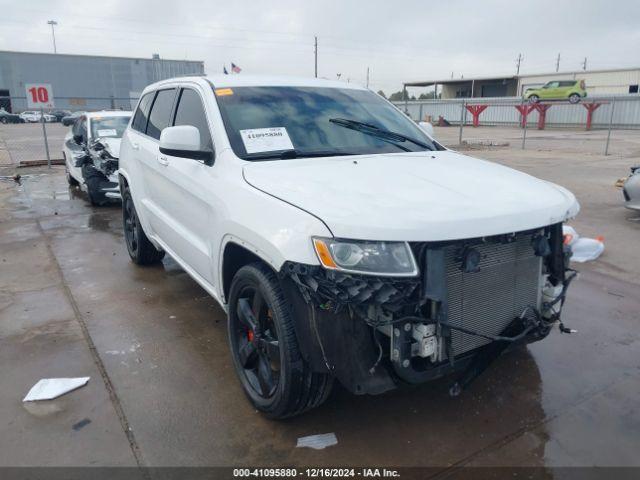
[{"left": 119, "top": 75, "right": 579, "bottom": 418}]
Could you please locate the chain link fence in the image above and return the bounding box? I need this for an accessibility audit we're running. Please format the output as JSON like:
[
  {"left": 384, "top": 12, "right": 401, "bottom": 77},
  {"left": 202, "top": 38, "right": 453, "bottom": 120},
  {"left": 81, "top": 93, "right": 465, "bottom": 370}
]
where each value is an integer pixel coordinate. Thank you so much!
[
  {"left": 0, "top": 96, "right": 137, "bottom": 167},
  {"left": 2, "top": 93, "right": 639, "bottom": 168},
  {"left": 394, "top": 95, "right": 640, "bottom": 155}
]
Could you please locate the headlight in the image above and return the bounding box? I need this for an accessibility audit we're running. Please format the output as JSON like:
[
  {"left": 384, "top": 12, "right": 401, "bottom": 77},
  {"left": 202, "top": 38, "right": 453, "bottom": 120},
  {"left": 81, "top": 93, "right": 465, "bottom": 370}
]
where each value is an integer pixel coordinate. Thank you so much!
[{"left": 312, "top": 237, "right": 418, "bottom": 276}]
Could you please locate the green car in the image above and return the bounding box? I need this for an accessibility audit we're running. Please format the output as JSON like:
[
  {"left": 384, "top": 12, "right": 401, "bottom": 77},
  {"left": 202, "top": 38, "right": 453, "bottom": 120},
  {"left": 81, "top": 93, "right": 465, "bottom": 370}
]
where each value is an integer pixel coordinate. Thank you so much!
[{"left": 524, "top": 80, "right": 587, "bottom": 104}]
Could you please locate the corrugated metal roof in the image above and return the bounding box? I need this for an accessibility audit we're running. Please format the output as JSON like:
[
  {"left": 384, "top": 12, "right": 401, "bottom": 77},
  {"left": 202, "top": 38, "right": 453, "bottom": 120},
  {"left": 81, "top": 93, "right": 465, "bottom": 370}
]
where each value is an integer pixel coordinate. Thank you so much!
[{"left": 0, "top": 50, "right": 204, "bottom": 65}]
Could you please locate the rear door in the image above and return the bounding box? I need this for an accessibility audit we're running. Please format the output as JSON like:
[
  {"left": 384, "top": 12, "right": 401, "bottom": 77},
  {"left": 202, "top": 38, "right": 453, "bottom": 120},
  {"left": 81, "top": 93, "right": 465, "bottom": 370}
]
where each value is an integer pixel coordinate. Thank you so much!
[
  {"left": 129, "top": 89, "right": 177, "bottom": 239},
  {"left": 148, "top": 86, "right": 216, "bottom": 284}
]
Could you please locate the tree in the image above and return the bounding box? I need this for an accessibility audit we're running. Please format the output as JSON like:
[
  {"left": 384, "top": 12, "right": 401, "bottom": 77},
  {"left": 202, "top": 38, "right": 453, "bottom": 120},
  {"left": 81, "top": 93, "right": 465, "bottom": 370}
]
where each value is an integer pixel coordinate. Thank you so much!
[
  {"left": 377, "top": 90, "right": 387, "bottom": 98},
  {"left": 418, "top": 91, "right": 438, "bottom": 100},
  {"left": 388, "top": 91, "right": 405, "bottom": 101}
]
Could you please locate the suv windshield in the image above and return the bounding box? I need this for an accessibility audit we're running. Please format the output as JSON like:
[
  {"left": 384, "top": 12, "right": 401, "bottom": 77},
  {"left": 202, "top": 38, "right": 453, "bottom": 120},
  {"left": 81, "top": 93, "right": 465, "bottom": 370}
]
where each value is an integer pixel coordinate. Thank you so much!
[
  {"left": 90, "top": 116, "right": 131, "bottom": 139},
  {"left": 214, "top": 86, "right": 439, "bottom": 160}
]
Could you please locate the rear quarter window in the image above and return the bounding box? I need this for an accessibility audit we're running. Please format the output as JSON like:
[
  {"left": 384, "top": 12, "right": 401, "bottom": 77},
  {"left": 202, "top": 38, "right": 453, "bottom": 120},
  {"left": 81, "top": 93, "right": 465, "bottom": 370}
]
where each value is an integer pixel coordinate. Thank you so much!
[
  {"left": 131, "top": 92, "right": 155, "bottom": 133},
  {"left": 147, "top": 89, "right": 177, "bottom": 140}
]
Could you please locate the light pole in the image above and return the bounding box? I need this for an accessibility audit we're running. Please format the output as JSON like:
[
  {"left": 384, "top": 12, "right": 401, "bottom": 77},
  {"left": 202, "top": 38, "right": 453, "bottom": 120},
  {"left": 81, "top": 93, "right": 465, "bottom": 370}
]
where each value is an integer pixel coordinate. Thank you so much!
[{"left": 47, "top": 20, "right": 58, "bottom": 53}]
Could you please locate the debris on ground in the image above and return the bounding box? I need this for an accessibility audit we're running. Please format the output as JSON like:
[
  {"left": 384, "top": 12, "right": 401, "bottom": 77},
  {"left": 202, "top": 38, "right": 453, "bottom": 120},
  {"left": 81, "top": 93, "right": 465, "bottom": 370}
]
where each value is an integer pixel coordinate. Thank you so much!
[
  {"left": 23, "top": 377, "right": 90, "bottom": 402},
  {"left": 296, "top": 433, "right": 338, "bottom": 450},
  {"left": 563, "top": 226, "right": 605, "bottom": 263}
]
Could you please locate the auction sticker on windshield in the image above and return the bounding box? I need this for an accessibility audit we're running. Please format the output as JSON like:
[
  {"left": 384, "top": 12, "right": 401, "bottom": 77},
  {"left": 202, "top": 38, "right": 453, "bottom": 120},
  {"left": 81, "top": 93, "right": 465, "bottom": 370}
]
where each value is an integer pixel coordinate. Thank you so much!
[
  {"left": 97, "top": 129, "right": 117, "bottom": 137},
  {"left": 240, "top": 127, "right": 294, "bottom": 154}
]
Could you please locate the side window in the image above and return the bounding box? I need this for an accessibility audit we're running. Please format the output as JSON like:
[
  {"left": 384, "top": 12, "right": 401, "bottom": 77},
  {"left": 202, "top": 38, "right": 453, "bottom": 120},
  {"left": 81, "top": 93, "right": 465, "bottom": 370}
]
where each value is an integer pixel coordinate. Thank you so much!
[
  {"left": 131, "top": 92, "right": 154, "bottom": 133},
  {"left": 173, "top": 89, "right": 213, "bottom": 152},
  {"left": 147, "top": 89, "right": 176, "bottom": 140}
]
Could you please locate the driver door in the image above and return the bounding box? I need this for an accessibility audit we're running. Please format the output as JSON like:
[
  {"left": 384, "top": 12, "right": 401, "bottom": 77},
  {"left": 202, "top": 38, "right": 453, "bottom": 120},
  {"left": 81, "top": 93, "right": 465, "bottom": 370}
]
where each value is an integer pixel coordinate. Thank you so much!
[{"left": 541, "top": 81, "right": 560, "bottom": 99}]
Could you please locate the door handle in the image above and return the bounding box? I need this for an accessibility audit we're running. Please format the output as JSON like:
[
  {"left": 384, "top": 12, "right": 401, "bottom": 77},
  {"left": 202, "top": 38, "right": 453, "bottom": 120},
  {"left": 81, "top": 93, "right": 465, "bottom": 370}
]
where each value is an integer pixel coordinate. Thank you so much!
[
  {"left": 131, "top": 142, "right": 139, "bottom": 150},
  {"left": 157, "top": 155, "right": 169, "bottom": 166}
]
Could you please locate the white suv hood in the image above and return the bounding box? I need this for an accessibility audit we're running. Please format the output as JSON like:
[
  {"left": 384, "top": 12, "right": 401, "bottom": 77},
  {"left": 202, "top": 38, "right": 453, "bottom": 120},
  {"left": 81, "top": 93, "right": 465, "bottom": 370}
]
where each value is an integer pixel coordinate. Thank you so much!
[{"left": 242, "top": 151, "right": 579, "bottom": 241}]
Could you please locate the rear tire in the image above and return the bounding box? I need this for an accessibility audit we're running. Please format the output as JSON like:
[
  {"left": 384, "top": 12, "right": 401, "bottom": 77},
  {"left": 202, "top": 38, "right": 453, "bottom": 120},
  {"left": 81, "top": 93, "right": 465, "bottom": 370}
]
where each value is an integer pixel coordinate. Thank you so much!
[
  {"left": 122, "top": 186, "right": 165, "bottom": 265},
  {"left": 569, "top": 93, "right": 581, "bottom": 104},
  {"left": 528, "top": 94, "right": 539, "bottom": 104},
  {"left": 228, "top": 263, "right": 333, "bottom": 419}
]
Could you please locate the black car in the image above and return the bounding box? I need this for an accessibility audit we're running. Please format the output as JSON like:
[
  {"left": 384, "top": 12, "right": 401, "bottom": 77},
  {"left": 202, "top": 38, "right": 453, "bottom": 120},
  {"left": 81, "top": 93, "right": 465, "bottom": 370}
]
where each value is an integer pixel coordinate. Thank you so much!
[
  {"left": 0, "top": 109, "right": 23, "bottom": 124},
  {"left": 50, "top": 110, "right": 71, "bottom": 122}
]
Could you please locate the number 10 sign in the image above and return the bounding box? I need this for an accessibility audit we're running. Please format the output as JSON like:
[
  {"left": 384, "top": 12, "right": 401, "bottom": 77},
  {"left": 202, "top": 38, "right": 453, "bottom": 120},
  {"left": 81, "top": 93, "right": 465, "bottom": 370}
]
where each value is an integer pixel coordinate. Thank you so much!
[{"left": 25, "top": 83, "right": 55, "bottom": 109}]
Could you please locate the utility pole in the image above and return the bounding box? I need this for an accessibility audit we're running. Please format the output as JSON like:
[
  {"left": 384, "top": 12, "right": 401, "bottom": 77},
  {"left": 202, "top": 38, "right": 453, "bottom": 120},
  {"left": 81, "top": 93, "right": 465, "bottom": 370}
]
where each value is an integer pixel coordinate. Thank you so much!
[
  {"left": 516, "top": 53, "right": 523, "bottom": 75},
  {"left": 314, "top": 36, "right": 318, "bottom": 78},
  {"left": 366, "top": 67, "right": 369, "bottom": 88},
  {"left": 555, "top": 53, "right": 561, "bottom": 72},
  {"left": 47, "top": 20, "right": 58, "bottom": 54},
  {"left": 581, "top": 57, "right": 587, "bottom": 71}
]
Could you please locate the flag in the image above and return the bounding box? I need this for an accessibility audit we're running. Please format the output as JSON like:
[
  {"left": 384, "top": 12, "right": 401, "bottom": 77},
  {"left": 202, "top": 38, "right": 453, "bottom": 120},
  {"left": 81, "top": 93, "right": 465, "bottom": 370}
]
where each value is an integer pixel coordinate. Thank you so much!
[
  {"left": 223, "top": 65, "right": 229, "bottom": 75},
  {"left": 231, "top": 62, "right": 242, "bottom": 74}
]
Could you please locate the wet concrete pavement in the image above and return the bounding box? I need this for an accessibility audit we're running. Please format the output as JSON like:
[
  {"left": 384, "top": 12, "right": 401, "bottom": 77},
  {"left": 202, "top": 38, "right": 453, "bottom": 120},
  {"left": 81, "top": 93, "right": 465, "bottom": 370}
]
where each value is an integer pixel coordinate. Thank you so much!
[{"left": 0, "top": 166, "right": 639, "bottom": 469}]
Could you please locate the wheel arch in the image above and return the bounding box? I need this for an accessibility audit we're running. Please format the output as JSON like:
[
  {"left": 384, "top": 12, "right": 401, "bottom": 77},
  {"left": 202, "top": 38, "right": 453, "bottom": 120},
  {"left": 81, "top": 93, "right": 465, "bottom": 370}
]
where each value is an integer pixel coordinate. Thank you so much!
[{"left": 220, "top": 237, "right": 279, "bottom": 304}]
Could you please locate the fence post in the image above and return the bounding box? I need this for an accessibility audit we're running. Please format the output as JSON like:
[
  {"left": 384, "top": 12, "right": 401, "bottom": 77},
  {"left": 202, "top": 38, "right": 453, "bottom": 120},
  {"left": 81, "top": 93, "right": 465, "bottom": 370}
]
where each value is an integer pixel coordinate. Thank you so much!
[
  {"left": 521, "top": 100, "right": 528, "bottom": 150},
  {"left": 40, "top": 107, "right": 51, "bottom": 169},
  {"left": 604, "top": 97, "right": 616, "bottom": 156},
  {"left": 458, "top": 100, "right": 465, "bottom": 145}
]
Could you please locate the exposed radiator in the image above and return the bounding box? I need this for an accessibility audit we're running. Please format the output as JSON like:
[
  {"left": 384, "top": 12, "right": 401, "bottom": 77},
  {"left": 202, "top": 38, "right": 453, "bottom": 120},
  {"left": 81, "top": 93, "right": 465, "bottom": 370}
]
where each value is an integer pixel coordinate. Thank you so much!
[{"left": 444, "top": 234, "right": 542, "bottom": 357}]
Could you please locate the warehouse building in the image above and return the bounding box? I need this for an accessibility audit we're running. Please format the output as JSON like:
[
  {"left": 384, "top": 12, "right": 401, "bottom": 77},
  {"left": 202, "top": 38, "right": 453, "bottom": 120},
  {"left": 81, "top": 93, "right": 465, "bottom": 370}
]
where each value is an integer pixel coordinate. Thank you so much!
[
  {"left": 0, "top": 50, "right": 205, "bottom": 112},
  {"left": 404, "top": 66, "right": 640, "bottom": 99}
]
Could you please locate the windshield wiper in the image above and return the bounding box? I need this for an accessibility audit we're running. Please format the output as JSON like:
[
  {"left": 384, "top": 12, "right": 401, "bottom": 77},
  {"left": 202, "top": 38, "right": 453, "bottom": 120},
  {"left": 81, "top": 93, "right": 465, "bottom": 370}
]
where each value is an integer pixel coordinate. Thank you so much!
[
  {"left": 329, "top": 117, "right": 433, "bottom": 151},
  {"left": 243, "top": 149, "right": 356, "bottom": 161}
]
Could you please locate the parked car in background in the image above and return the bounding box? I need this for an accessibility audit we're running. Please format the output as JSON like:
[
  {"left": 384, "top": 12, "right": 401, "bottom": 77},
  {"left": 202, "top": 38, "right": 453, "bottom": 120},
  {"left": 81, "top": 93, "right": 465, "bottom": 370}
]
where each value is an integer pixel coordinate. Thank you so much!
[
  {"left": 49, "top": 110, "right": 71, "bottom": 122},
  {"left": 524, "top": 80, "right": 587, "bottom": 104},
  {"left": 622, "top": 165, "right": 640, "bottom": 211},
  {"left": 62, "top": 111, "right": 86, "bottom": 126},
  {"left": 63, "top": 111, "right": 131, "bottom": 205},
  {"left": 19, "top": 110, "right": 56, "bottom": 123},
  {"left": 0, "top": 108, "right": 23, "bottom": 124},
  {"left": 119, "top": 75, "right": 579, "bottom": 418}
]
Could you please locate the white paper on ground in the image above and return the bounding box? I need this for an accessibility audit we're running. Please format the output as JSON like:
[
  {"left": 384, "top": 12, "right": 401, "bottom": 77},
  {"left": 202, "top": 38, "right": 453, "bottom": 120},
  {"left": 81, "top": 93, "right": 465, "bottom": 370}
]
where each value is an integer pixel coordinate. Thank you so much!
[
  {"left": 240, "top": 127, "right": 294, "bottom": 154},
  {"left": 296, "top": 433, "right": 338, "bottom": 450},
  {"left": 23, "top": 377, "right": 90, "bottom": 402}
]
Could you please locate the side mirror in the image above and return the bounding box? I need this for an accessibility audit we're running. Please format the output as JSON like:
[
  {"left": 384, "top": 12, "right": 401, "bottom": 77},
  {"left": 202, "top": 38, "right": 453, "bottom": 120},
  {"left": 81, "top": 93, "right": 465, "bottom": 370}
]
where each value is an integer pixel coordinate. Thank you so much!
[
  {"left": 73, "top": 134, "right": 84, "bottom": 145},
  {"left": 159, "top": 125, "right": 213, "bottom": 166},
  {"left": 418, "top": 121, "right": 435, "bottom": 138}
]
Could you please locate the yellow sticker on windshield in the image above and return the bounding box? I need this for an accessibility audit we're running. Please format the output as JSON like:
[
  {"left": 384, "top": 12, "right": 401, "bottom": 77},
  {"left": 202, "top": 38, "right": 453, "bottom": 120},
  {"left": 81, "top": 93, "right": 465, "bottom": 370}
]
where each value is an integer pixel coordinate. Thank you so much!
[{"left": 215, "top": 88, "right": 233, "bottom": 96}]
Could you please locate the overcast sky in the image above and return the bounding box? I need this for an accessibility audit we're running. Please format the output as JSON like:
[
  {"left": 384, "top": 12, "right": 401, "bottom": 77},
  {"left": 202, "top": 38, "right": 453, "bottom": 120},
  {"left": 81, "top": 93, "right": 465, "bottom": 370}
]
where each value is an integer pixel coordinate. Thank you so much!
[{"left": 0, "top": 0, "right": 638, "bottom": 94}]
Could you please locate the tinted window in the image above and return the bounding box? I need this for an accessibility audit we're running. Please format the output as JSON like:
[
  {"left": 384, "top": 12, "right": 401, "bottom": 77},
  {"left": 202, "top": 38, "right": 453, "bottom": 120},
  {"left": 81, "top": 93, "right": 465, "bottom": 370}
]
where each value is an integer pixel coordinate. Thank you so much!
[
  {"left": 173, "top": 89, "right": 213, "bottom": 151},
  {"left": 215, "top": 86, "right": 438, "bottom": 160},
  {"left": 559, "top": 81, "right": 576, "bottom": 87},
  {"left": 131, "top": 92, "right": 154, "bottom": 133},
  {"left": 147, "top": 89, "right": 176, "bottom": 140}
]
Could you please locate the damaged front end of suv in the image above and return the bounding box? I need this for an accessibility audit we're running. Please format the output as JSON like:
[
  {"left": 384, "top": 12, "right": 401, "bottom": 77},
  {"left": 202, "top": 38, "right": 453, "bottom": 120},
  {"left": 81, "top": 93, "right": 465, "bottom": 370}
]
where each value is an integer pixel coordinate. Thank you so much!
[{"left": 280, "top": 223, "right": 576, "bottom": 397}]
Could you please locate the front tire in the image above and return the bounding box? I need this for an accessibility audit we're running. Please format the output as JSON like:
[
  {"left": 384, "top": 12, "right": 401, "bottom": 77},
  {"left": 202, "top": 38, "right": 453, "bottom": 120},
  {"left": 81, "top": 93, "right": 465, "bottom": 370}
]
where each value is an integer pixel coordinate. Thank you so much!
[
  {"left": 122, "top": 186, "right": 165, "bottom": 265},
  {"left": 228, "top": 263, "right": 333, "bottom": 419}
]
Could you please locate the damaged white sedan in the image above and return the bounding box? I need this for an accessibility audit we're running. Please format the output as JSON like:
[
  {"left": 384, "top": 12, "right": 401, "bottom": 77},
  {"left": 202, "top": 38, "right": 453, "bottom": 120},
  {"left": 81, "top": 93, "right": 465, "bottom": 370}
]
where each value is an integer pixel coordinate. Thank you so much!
[
  {"left": 118, "top": 75, "right": 580, "bottom": 418},
  {"left": 63, "top": 111, "right": 131, "bottom": 205}
]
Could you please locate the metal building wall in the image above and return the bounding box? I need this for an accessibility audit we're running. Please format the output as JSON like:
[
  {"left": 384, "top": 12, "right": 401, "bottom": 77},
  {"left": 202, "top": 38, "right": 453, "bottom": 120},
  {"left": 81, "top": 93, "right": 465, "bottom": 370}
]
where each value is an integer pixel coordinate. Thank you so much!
[{"left": 0, "top": 51, "right": 205, "bottom": 112}]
